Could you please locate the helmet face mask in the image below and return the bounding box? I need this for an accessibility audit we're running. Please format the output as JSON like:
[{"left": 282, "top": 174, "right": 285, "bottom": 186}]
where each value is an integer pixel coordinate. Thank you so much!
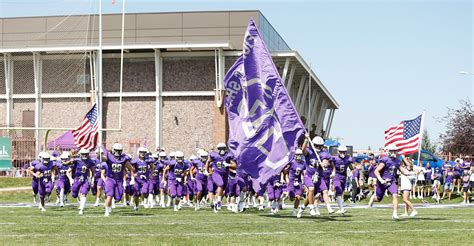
[
  {"left": 339, "top": 152, "right": 346, "bottom": 159},
  {"left": 112, "top": 143, "right": 123, "bottom": 157}
]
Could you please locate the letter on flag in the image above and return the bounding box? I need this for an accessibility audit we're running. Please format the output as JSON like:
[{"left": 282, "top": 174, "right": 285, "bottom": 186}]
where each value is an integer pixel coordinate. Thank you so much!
[
  {"left": 72, "top": 103, "right": 99, "bottom": 150},
  {"left": 224, "top": 19, "right": 306, "bottom": 192}
]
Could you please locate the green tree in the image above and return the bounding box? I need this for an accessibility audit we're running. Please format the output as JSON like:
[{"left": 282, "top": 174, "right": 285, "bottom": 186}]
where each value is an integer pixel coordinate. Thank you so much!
[
  {"left": 421, "top": 129, "right": 437, "bottom": 153},
  {"left": 439, "top": 99, "right": 474, "bottom": 155}
]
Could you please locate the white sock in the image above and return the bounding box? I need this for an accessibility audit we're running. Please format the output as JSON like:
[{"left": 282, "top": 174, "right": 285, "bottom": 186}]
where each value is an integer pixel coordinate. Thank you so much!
[
  {"left": 336, "top": 196, "right": 344, "bottom": 210},
  {"left": 96, "top": 197, "right": 100, "bottom": 203},
  {"left": 239, "top": 192, "right": 245, "bottom": 201},
  {"left": 59, "top": 189, "right": 64, "bottom": 203},
  {"left": 217, "top": 196, "right": 222, "bottom": 202},
  {"left": 327, "top": 203, "right": 332, "bottom": 210},
  {"left": 308, "top": 204, "right": 314, "bottom": 210},
  {"left": 79, "top": 196, "right": 86, "bottom": 210}
]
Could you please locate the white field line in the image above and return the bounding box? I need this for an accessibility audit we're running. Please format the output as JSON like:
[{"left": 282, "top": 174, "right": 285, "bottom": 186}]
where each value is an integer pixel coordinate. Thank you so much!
[{"left": 1, "top": 229, "right": 473, "bottom": 237}]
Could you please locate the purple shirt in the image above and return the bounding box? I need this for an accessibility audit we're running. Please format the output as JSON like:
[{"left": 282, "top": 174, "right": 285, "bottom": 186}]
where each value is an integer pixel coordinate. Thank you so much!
[
  {"left": 318, "top": 165, "right": 332, "bottom": 183},
  {"left": 432, "top": 170, "right": 441, "bottom": 181},
  {"left": 27, "top": 160, "right": 40, "bottom": 180},
  {"left": 368, "top": 163, "right": 377, "bottom": 178},
  {"left": 379, "top": 156, "right": 401, "bottom": 182},
  {"left": 425, "top": 167, "right": 432, "bottom": 181},
  {"left": 352, "top": 168, "right": 360, "bottom": 181},
  {"left": 445, "top": 171, "right": 454, "bottom": 183},
  {"left": 209, "top": 151, "right": 234, "bottom": 175}
]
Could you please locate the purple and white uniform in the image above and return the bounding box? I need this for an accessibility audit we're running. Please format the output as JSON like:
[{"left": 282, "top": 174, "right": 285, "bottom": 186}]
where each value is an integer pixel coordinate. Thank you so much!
[
  {"left": 267, "top": 174, "right": 283, "bottom": 201},
  {"left": 375, "top": 156, "right": 401, "bottom": 201},
  {"left": 192, "top": 159, "right": 208, "bottom": 195},
  {"left": 287, "top": 159, "right": 305, "bottom": 199},
  {"left": 303, "top": 148, "right": 332, "bottom": 189},
  {"left": 368, "top": 163, "right": 377, "bottom": 179},
  {"left": 104, "top": 150, "right": 131, "bottom": 201},
  {"left": 227, "top": 169, "right": 246, "bottom": 198},
  {"left": 331, "top": 155, "right": 354, "bottom": 196},
  {"left": 131, "top": 157, "right": 152, "bottom": 196},
  {"left": 209, "top": 151, "right": 234, "bottom": 193},
  {"left": 90, "top": 159, "right": 104, "bottom": 196},
  {"left": 71, "top": 158, "right": 94, "bottom": 198},
  {"left": 26, "top": 160, "right": 40, "bottom": 195},
  {"left": 168, "top": 160, "right": 189, "bottom": 198},
  {"left": 37, "top": 161, "right": 55, "bottom": 199},
  {"left": 316, "top": 164, "right": 332, "bottom": 193},
  {"left": 55, "top": 162, "right": 71, "bottom": 196},
  {"left": 150, "top": 159, "right": 166, "bottom": 195}
]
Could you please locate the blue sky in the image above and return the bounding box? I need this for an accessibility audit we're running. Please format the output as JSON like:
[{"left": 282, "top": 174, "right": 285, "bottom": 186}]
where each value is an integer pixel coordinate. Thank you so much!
[{"left": 1, "top": 0, "right": 472, "bottom": 150}]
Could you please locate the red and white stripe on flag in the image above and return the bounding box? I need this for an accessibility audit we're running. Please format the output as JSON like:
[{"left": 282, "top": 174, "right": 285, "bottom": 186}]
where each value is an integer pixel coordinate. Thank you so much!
[
  {"left": 384, "top": 115, "right": 422, "bottom": 155},
  {"left": 72, "top": 103, "right": 99, "bottom": 150}
]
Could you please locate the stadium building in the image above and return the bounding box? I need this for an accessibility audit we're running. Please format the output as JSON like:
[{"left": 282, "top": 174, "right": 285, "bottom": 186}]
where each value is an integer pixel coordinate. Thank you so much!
[{"left": 0, "top": 10, "right": 338, "bottom": 163}]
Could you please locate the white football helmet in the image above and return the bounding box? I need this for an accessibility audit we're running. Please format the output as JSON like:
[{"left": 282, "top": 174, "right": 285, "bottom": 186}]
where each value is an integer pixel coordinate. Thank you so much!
[
  {"left": 312, "top": 136, "right": 324, "bottom": 146},
  {"left": 60, "top": 151, "right": 70, "bottom": 160},
  {"left": 216, "top": 143, "right": 227, "bottom": 149},
  {"left": 112, "top": 143, "right": 123, "bottom": 157},
  {"left": 189, "top": 155, "right": 197, "bottom": 161},
  {"left": 137, "top": 147, "right": 148, "bottom": 158}
]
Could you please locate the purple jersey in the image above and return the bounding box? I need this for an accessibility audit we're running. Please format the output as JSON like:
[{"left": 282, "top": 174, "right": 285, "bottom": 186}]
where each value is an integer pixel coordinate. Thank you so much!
[
  {"left": 288, "top": 160, "right": 305, "bottom": 182},
  {"left": 379, "top": 156, "right": 401, "bottom": 182},
  {"left": 151, "top": 160, "right": 166, "bottom": 181},
  {"left": 131, "top": 158, "right": 152, "bottom": 180},
  {"left": 318, "top": 165, "right": 332, "bottom": 183},
  {"left": 105, "top": 151, "right": 131, "bottom": 180},
  {"left": 454, "top": 165, "right": 462, "bottom": 176},
  {"left": 56, "top": 162, "right": 70, "bottom": 181},
  {"left": 168, "top": 161, "right": 189, "bottom": 182},
  {"left": 432, "top": 170, "right": 441, "bottom": 181},
  {"left": 332, "top": 156, "right": 354, "bottom": 178},
  {"left": 193, "top": 159, "right": 207, "bottom": 180},
  {"left": 442, "top": 162, "right": 452, "bottom": 173},
  {"left": 209, "top": 151, "right": 234, "bottom": 175},
  {"left": 93, "top": 160, "right": 106, "bottom": 178},
  {"left": 37, "top": 161, "right": 55, "bottom": 182},
  {"left": 304, "top": 148, "right": 331, "bottom": 176},
  {"left": 27, "top": 160, "right": 40, "bottom": 180},
  {"left": 71, "top": 159, "right": 93, "bottom": 180}
]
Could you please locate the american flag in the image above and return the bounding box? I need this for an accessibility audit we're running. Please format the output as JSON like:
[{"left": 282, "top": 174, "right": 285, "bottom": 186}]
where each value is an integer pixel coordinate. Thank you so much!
[
  {"left": 384, "top": 115, "right": 422, "bottom": 155},
  {"left": 72, "top": 103, "right": 99, "bottom": 150}
]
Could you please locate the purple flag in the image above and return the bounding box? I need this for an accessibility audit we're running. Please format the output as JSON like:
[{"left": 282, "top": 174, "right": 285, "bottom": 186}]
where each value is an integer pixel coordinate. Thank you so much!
[{"left": 224, "top": 19, "right": 306, "bottom": 192}]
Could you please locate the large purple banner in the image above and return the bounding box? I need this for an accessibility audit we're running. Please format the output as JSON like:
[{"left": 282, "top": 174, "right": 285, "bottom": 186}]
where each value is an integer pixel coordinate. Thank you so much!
[{"left": 224, "top": 19, "right": 306, "bottom": 192}]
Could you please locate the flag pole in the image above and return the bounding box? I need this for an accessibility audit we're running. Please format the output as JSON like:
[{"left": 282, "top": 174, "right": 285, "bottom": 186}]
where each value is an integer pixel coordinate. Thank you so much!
[
  {"left": 416, "top": 111, "right": 426, "bottom": 166},
  {"left": 97, "top": 0, "right": 103, "bottom": 150}
]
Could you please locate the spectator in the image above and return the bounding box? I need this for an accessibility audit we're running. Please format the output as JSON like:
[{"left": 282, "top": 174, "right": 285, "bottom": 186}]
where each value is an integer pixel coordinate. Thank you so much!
[
  {"left": 424, "top": 162, "right": 433, "bottom": 197},
  {"left": 414, "top": 161, "right": 426, "bottom": 199},
  {"left": 431, "top": 167, "right": 442, "bottom": 203},
  {"left": 442, "top": 166, "right": 454, "bottom": 200},
  {"left": 400, "top": 157, "right": 417, "bottom": 217},
  {"left": 350, "top": 162, "right": 362, "bottom": 203},
  {"left": 461, "top": 169, "right": 471, "bottom": 204}
]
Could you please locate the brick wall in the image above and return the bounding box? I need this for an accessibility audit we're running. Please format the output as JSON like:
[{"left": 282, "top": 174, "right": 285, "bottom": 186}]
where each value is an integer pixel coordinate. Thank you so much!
[
  {"left": 103, "top": 58, "right": 155, "bottom": 92},
  {"left": 102, "top": 97, "right": 155, "bottom": 154},
  {"left": 163, "top": 57, "right": 215, "bottom": 91},
  {"left": 162, "top": 96, "right": 214, "bottom": 157}
]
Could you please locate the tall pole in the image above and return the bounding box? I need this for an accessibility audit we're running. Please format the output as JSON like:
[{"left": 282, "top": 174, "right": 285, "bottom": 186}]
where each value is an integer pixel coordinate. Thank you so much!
[
  {"left": 97, "top": 0, "right": 103, "bottom": 148},
  {"left": 416, "top": 111, "right": 425, "bottom": 166},
  {"left": 118, "top": 0, "right": 126, "bottom": 129}
]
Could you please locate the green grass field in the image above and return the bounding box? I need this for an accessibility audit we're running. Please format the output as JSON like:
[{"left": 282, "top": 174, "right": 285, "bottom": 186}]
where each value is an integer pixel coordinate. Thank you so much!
[
  {"left": 0, "top": 178, "right": 473, "bottom": 245},
  {"left": 0, "top": 204, "right": 473, "bottom": 245}
]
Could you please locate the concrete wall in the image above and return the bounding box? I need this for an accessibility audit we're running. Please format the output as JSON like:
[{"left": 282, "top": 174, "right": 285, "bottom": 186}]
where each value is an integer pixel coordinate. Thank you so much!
[{"left": 0, "top": 11, "right": 261, "bottom": 50}]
